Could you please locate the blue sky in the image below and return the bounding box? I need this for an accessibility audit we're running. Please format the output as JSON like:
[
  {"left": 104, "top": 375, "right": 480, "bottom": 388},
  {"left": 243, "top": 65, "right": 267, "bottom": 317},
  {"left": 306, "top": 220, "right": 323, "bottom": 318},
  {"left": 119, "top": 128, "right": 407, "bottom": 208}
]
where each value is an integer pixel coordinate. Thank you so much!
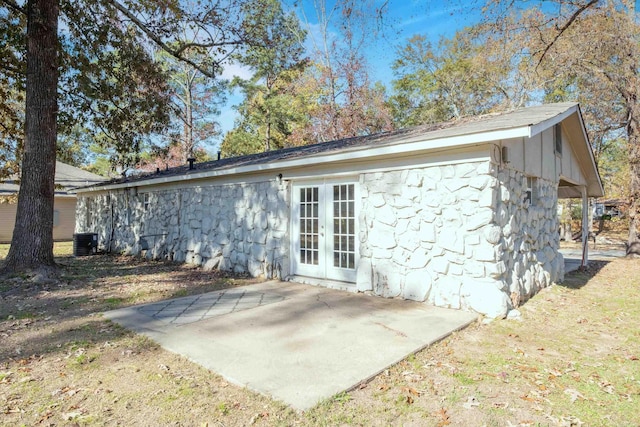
[
  {"left": 215, "top": 0, "right": 480, "bottom": 151},
  {"left": 363, "top": 1, "right": 480, "bottom": 85}
]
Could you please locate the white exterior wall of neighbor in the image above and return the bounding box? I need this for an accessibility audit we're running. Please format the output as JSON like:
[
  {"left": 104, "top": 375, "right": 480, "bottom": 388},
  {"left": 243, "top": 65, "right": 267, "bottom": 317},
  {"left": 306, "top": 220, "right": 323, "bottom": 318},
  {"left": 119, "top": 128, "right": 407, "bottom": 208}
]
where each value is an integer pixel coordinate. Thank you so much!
[
  {"left": 1, "top": 196, "right": 77, "bottom": 242},
  {"left": 76, "top": 177, "right": 291, "bottom": 279}
]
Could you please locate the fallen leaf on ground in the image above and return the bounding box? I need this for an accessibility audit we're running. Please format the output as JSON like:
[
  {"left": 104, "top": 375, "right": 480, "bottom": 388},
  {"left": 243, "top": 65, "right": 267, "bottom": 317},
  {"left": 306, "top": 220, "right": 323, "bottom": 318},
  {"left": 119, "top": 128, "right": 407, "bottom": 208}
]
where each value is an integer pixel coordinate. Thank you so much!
[
  {"left": 62, "top": 411, "right": 82, "bottom": 421},
  {"left": 598, "top": 381, "right": 614, "bottom": 394},
  {"left": 433, "top": 407, "right": 450, "bottom": 426},
  {"left": 516, "top": 364, "right": 539, "bottom": 372},
  {"left": 37, "top": 410, "right": 53, "bottom": 423},
  {"left": 462, "top": 396, "right": 480, "bottom": 409},
  {"left": 564, "top": 388, "right": 586, "bottom": 403},
  {"left": 402, "top": 386, "right": 420, "bottom": 396},
  {"left": 497, "top": 371, "right": 509, "bottom": 382}
]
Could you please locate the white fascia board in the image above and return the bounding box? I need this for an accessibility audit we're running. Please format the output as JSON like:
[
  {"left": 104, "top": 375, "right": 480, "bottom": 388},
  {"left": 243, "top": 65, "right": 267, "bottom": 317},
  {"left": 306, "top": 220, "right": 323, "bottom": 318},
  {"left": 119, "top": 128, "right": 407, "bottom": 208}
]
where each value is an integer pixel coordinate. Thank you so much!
[
  {"left": 575, "top": 106, "right": 604, "bottom": 195},
  {"left": 76, "top": 126, "right": 529, "bottom": 194},
  {"left": 528, "top": 104, "right": 578, "bottom": 138}
]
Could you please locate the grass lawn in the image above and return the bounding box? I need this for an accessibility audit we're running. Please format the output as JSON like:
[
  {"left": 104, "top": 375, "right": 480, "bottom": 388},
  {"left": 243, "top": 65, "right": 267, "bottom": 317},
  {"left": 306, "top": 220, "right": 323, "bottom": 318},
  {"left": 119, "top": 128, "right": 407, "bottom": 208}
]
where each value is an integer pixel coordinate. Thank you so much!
[
  {"left": 1, "top": 245, "right": 639, "bottom": 426},
  {"left": 0, "top": 241, "right": 74, "bottom": 260}
]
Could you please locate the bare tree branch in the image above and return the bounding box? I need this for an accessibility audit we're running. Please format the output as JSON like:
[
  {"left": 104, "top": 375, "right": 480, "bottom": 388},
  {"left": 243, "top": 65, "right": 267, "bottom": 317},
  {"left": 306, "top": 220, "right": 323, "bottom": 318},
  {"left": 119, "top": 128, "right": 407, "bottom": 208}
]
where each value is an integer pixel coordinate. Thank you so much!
[
  {"left": 0, "top": 0, "right": 26, "bottom": 15},
  {"left": 536, "top": 0, "right": 600, "bottom": 68},
  {"left": 105, "top": 0, "right": 238, "bottom": 78},
  {"left": 0, "top": 61, "right": 25, "bottom": 75}
]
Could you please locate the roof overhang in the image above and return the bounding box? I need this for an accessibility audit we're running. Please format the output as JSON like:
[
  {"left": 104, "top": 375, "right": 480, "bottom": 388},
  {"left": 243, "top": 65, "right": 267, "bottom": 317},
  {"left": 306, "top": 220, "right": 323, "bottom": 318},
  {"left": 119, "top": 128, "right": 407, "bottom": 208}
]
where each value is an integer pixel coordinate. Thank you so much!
[
  {"left": 560, "top": 106, "right": 604, "bottom": 198},
  {"left": 76, "top": 128, "right": 539, "bottom": 194},
  {"left": 76, "top": 103, "right": 604, "bottom": 198}
]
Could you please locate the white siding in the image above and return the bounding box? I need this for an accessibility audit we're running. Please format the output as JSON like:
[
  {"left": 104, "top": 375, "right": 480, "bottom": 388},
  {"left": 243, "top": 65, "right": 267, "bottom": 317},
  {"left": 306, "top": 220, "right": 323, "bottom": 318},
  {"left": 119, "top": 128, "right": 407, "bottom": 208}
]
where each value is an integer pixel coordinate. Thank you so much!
[
  {"left": 0, "top": 196, "right": 77, "bottom": 243},
  {"left": 501, "top": 122, "right": 588, "bottom": 188},
  {"left": 0, "top": 202, "right": 17, "bottom": 243},
  {"left": 524, "top": 133, "right": 543, "bottom": 178},
  {"left": 541, "top": 128, "right": 556, "bottom": 181},
  {"left": 53, "top": 198, "right": 77, "bottom": 241}
]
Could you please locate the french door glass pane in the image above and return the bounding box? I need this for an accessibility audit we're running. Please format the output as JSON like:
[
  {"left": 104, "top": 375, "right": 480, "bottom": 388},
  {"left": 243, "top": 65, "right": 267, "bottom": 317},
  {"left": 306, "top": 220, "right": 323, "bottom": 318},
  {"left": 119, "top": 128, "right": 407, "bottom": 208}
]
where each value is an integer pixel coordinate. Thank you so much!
[
  {"left": 300, "top": 186, "right": 319, "bottom": 265},
  {"left": 333, "top": 184, "right": 355, "bottom": 269}
]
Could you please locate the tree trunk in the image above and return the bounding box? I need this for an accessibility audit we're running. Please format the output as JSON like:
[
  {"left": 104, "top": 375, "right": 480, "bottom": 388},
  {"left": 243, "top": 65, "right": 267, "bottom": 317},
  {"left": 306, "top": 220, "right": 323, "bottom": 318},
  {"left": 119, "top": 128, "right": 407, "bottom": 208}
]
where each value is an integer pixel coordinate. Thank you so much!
[
  {"left": 265, "top": 81, "right": 272, "bottom": 151},
  {"left": 625, "top": 89, "right": 640, "bottom": 255},
  {"left": 627, "top": 124, "right": 640, "bottom": 255},
  {"left": 183, "top": 84, "right": 193, "bottom": 163},
  {"left": 2, "top": 0, "right": 59, "bottom": 277}
]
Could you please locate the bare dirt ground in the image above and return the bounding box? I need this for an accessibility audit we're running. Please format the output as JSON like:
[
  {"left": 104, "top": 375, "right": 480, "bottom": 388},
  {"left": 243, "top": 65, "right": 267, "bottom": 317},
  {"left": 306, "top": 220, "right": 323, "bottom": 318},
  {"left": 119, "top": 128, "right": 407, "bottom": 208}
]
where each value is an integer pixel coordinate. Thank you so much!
[
  {"left": 559, "top": 218, "right": 628, "bottom": 253},
  {"left": 1, "top": 234, "right": 639, "bottom": 426}
]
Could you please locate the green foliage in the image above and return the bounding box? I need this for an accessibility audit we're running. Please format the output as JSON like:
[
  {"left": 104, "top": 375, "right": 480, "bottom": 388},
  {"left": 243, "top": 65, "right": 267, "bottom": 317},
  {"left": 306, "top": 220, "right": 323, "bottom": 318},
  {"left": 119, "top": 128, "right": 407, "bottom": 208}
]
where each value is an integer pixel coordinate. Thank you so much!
[
  {"left": 597, "top": 138, "right": 631, "bottom": 198},
  {"left": 221, "top": 127, "right": 264, "bottom": 157},
  {"left": 0, "top": 0, "right": 253, "bottom": 176},
  {"left": 146, "top": 33, "right": 227, "bottom": 168},
  {"left": 388, "top": 28, "right": 527, "bottom": 127},
  {"left": 0, "top": 6, "right": 25, "bottom": 180},
  {"left": 60, "top": 19, "right": 173, "bottom": 173},
  {"left": 222, "top": 0, "right": 308, "bottom": 155}
]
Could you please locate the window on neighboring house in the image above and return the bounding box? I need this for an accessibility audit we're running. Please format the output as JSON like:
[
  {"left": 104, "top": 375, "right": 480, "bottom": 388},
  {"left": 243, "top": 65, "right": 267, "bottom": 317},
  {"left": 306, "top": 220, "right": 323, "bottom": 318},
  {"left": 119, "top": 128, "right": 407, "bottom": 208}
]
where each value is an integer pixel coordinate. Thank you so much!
[
  {"left": 524, "top": 176, "right": 537, "bottom": 205},
  {"left": 143, "top": 193, "right": 150, "bottom": 211},
  {"left": 554, "top": 123, "right": 563, "bottom": 156},
  {"left": 53, "top": 210, "right": 60, "bottom": 227}
]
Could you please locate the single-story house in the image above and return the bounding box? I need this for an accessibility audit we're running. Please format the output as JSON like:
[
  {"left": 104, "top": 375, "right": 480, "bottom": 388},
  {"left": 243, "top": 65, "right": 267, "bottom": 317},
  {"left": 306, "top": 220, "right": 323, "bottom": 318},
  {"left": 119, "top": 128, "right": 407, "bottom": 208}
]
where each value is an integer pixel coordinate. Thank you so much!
[
  {"left": 0, "top": 161, "right": 105, "bottom": 242},
  {"left": 594, "top": 198, "right": 627, "bottom": 219},
  {"left": 75, "top": 102, "right": 603, "bottom": 318}
]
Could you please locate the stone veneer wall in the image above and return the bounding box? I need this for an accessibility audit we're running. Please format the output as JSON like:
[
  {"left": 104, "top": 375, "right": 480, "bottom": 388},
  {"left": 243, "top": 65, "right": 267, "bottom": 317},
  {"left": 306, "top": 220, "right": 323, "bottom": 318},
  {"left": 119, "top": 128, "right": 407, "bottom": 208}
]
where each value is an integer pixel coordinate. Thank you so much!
[
  {"left": 497, "top": 168, "right": 564, "bottom": 307},
  {"left": 76, "top": 179, "right": 290, "bottom": 279},
  {"left": 357, "top": 160, "right": 563, "bottom": 318}
]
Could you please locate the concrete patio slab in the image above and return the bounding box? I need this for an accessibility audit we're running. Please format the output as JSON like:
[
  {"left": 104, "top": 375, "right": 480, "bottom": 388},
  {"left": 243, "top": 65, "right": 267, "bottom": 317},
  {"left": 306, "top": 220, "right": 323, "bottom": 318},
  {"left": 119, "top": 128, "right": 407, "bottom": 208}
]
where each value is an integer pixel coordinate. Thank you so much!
[{"left": 104, "top": 280, "right": 477, "bottom": 410}]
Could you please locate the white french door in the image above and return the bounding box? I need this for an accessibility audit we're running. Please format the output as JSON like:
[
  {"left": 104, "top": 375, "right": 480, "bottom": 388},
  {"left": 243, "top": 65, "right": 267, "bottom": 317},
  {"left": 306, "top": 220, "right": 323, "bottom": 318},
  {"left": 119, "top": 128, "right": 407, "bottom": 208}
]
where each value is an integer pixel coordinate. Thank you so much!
[{"left": 291, "top": 179, "right": 358, "bottom": 283}]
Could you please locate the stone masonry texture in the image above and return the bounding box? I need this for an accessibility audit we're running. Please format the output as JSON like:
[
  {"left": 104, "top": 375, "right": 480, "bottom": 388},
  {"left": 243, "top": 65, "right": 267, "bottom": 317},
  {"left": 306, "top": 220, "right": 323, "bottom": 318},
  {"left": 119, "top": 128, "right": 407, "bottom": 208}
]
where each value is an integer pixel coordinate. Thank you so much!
[
  {"left": 356, "top": 160, "right": 563, "bottom": 318},
  {"left": 77, "top": 159, "right": 563, "bottom": 318},
  {"left": 76, "top": 179, "right": 290, "bottom": 280}
]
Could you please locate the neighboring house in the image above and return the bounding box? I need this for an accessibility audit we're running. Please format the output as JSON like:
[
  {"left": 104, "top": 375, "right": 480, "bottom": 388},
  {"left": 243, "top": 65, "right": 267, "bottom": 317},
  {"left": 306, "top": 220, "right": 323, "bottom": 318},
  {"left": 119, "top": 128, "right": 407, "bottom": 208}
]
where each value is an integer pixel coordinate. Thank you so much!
[
  {"left": 0, "top": 161, "right": 105, "bottom": 242},
  {"left": 594, "top": 198, "right": 627, "bottom": 219},
  {"left": 75, "top": 103, "right": 603, "bottom": 318}
]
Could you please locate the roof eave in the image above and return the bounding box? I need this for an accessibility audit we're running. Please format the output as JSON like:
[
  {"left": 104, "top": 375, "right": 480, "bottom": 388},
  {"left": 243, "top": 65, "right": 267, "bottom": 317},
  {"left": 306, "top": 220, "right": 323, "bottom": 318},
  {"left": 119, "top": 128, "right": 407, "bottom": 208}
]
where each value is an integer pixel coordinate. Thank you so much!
[
  {"left": 528, "top": 103, "right": 579, "bottom": 138},
  {"left": 77, "top": 126, "right": 531, "bottom": 194},
  {"left": 568, "top": 106, "right": 604, "bottom": 197}
]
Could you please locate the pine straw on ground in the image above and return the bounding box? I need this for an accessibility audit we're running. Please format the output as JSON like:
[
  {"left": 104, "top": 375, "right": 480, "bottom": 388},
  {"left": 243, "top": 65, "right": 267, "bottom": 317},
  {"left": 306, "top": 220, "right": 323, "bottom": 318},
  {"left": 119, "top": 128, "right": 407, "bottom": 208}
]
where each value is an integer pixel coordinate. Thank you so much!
[{"left": 1, "top": 246, "right": 639, "bottom": 426}]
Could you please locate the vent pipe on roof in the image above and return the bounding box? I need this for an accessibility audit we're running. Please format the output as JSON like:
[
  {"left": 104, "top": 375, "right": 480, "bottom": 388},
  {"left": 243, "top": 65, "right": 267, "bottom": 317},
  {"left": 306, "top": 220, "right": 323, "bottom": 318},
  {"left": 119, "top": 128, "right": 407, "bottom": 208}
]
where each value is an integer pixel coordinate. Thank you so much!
[
  {"left": 187, "top": 158, "right": 196, "bottom": 170},
  {"left": 217, "top": 151, "right": 221, "bottom": 161}
]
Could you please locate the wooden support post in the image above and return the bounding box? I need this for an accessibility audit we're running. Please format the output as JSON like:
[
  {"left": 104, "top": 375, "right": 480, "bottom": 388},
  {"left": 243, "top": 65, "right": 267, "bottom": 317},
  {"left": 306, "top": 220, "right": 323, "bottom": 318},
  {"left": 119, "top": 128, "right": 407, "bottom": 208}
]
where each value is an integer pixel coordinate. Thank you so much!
[{"left": 581, "top": 186, "right": 589, "bottom": 267}]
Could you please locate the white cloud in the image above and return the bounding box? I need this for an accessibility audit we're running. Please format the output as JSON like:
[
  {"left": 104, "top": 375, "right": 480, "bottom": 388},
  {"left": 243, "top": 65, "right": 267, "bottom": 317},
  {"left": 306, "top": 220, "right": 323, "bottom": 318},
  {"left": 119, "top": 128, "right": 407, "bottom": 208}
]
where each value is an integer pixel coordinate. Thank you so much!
[{"left": 220, "top": 61, "right": 254, "bottom": 81}]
